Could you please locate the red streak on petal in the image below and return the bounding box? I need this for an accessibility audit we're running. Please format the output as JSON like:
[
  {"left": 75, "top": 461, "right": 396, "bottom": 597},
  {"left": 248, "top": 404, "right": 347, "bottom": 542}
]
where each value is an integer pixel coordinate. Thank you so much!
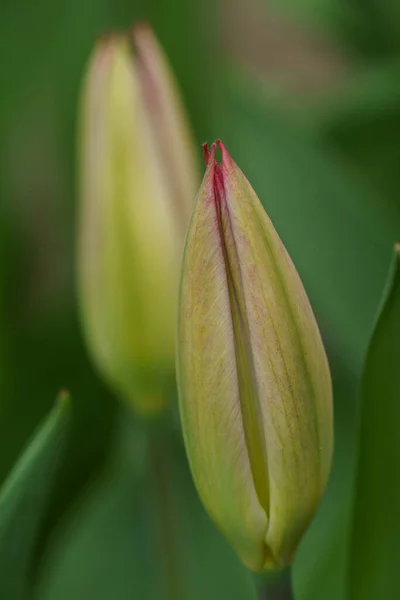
[
  {"left": 203, "top": 141, "right": 230, "bottom": 257},
  {"left": 203, "top": 141, "right": 229, "bottom": 211},
  {"left": 132, "top": 22, "right": 152, "bottom": 39},
  {"left": 215, "top": 139, "right": 224, "bottom": 153},
  {"left": 203, "top": 142, "right": 212, "bottom": 166},
  {"left": 203, "top": 141, "right": 226, "bottom": 200},
  {"left": 214, "top": 160, "right": 225, "bottom": 205},
  {"left": 215, "top": 139, "right": 232, "bottom": 181},
  {"left": 214, "top": 141, "right": 225, "bottom": 205},
  {"left": 202, "top": 143, "right": 216, "bottom": 206}
]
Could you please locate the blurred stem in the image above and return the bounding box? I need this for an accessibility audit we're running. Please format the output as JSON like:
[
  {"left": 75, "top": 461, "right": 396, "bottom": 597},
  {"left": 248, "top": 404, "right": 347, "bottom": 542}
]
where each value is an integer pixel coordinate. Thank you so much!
[
  {"left": 146, "top": 417, "right": 184, "bottom": 600},
  {"left": 260, "top": 568, "right": 294, "bottom": 600}
]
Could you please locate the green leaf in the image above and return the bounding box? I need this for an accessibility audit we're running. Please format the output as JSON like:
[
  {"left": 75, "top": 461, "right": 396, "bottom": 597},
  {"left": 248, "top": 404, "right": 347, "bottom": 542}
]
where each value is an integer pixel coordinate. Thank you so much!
[
  {"left": 0, "top": 392, "right": 71, "bottom": 600},
  {"left": 347, "top": 244, "right": 400, "bottom": 600},
  {"left": 37, "top": 409, "right": 257, "bottom": 600}
]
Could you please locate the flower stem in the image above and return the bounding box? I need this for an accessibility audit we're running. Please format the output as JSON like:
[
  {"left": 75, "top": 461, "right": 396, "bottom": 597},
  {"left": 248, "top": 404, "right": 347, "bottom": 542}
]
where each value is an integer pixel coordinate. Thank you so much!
[
  {"left": 147, "top": 420, "right": 184, "bottom": 600},
  {"left": 260, "top": 567, "right": 295, "bottom": 600}
]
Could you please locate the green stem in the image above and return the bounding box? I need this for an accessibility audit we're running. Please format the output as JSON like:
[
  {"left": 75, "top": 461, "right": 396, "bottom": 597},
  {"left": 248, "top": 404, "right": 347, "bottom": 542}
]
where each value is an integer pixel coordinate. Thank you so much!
[
  {"left": 147, "top": 422, "right": 184, "bottom": 600},
  {"left": 260, "top": 568, "right": 295, "bottom": 600}
]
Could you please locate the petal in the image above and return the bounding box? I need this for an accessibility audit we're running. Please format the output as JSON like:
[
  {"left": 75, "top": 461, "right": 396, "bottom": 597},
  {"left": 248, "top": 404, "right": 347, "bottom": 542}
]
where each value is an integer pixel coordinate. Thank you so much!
[
  {"left": 133, "top": 24, "right": 199, "bottom": 231},
  {"left": 219, "top": 141, "right": 333, "bottom": 564},
  {"left": 177, "top": 145, "right": 268, "bottom": 571},
  {"left": 78, "top": 36, "right": 181, "bottom": 411}
]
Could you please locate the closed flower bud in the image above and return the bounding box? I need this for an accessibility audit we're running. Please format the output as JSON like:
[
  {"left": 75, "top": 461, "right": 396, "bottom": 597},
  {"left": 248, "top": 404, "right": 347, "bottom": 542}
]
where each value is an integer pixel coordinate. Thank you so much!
[
  {"left": 78, "top": 28, "right": 198, "bottom": 414},
  {"left": 177, "top": 141, "right": 333, "bottom": 571}
]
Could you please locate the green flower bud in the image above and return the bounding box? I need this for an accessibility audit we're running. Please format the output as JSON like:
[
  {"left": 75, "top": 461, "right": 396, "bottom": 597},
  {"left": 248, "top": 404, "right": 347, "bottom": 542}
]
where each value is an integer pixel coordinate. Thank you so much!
[
  {"left": 78, "top": 27, "right": 199, "bottom": 414},
  {"left": 177, "top": 141, "right": 333, "bottom": 571}
]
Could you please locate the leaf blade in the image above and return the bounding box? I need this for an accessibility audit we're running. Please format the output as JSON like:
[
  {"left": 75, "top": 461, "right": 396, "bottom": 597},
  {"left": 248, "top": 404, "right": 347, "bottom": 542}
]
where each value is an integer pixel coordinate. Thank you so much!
[
  {"left": 0, "top": 393, "right": 71, "bottom": 600},
  {"left": 347, "top": 244, "right": 400, "bottom": 599}
]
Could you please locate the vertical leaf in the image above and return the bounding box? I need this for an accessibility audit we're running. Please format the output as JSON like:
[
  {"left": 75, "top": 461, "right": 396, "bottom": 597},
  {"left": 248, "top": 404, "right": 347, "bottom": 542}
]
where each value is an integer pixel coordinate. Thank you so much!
[
  {"left": 0, "top": 393, "right": 71, "bottom": 600},
  {"left": 348, "top": 244, "right": 400, "bottom": 599}
]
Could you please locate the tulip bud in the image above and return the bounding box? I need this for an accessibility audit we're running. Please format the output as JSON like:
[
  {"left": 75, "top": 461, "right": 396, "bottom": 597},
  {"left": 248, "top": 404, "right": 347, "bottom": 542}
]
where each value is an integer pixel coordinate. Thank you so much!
[
  {"left": 177, "top": 141, "right": 333, "bottom": 571},
  {"left": 78, "top": 28, "right": 199, "bottom": 414}
]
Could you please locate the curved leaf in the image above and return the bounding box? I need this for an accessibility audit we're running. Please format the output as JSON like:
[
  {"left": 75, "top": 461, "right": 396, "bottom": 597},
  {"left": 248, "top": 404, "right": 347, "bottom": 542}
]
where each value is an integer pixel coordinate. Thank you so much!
[
  {"left": 348, "top": 244, "right": 400, "bottom": 599},
  {"left": 0, "top": 393, "right": 71, "bottom": 600}
]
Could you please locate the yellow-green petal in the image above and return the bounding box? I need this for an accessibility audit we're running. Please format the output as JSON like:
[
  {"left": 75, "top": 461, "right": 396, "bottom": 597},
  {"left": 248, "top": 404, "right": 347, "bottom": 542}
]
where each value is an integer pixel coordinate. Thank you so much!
[{"left": 177, "top": 141, "right": 333, "bottom": 570}]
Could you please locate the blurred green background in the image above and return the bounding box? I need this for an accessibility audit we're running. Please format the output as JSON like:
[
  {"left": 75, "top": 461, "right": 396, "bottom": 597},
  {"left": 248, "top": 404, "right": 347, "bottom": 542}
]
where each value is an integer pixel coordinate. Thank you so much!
[{"left": 1, "top": 0, "right": 400, "bottom": 598}]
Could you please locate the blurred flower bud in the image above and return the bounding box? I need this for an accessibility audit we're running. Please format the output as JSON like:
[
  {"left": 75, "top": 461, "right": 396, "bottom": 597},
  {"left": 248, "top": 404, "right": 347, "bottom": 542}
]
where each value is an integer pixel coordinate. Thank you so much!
[
  {"left": 177, "top": 141, "right": 333, "bottom": 571},
  {"left": 78, "top": 27, "right": 199, "bottom": 414}
]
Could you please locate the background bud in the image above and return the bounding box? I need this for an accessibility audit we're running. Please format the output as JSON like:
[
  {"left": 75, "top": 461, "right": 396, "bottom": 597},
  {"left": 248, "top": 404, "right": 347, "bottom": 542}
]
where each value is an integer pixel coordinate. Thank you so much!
[
  {"left": 78, "top": 30, "right": 199, "bottom": 414},
  {"left": 177, "top": 141, "right": 333, "bottom": 571}
]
